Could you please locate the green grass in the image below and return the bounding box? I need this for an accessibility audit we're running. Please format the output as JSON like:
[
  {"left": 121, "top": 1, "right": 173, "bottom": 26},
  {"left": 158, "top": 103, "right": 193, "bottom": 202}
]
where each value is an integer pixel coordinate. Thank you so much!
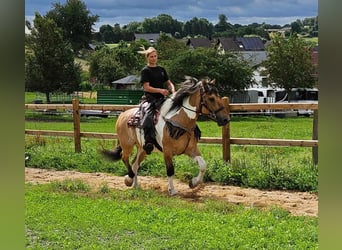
[
  {"left": 25, "top": 92, "right": 40, "bottom": 104},
  {"left": 25, "top": 114, "right": 314, "bottom": 138},
  {"left": 303, "top": 37, "right": 318, "bottom": 45},
  {"left": 26, "top": 183, "right": 318, "bottom": 249},
  {"left": 25, "top": 91, "right": 97, "bottom": 104}
]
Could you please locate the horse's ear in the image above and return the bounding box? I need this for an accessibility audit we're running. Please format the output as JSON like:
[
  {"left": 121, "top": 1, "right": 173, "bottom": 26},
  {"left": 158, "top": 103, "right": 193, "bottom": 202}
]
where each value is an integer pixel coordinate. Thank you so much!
[
  {"left": 210, "top": 79, "right": 216, "bottom": 85},
  {"left": 201, "top": 78, "right": 208, "bottom": 87},
  {"left": 201, "top": 78, "right": 211, "bottom": 92}
]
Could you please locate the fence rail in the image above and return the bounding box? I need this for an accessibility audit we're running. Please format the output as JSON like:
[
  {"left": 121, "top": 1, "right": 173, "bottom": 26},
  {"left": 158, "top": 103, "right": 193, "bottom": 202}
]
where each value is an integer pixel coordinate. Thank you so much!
[{"left": 25, "top": 99, "right": 318, "bottom": 163}]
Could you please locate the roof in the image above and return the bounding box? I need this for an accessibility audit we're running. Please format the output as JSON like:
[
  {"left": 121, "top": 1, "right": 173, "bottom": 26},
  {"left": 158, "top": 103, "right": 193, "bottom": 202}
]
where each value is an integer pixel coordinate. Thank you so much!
[
  {"left": 112, "top": 75, "right": 140, "bottom": 84},
  {"left": 237, "top": 51, "right": 267, "bottom": 67},
  {"left": 217, "top": 37, "right": 265, "bottom": 51},
  {"left": 134, "top": 33, "right": 172, "bottom": 44},
  {"left": 216, "top": 38, "right": 241, "bottom": 51},
  {"left": 236, "top": 37, "right": 265, "bottom": 51},
  {"left": 186, "top": 38, "right": 213, "bottom": 49}
]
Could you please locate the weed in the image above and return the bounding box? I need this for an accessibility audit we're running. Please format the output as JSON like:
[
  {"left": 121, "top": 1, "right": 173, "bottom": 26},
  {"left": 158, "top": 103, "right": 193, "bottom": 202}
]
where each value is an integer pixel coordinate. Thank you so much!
[
  {"left": 98, "top": 183, "right": 110, "bottom": 194},
  {"left": 26, "top": 134, "right": 46, "bottom": 148},
  {"left": 50, "top": 179, "right": 91, "bottom": 192}
]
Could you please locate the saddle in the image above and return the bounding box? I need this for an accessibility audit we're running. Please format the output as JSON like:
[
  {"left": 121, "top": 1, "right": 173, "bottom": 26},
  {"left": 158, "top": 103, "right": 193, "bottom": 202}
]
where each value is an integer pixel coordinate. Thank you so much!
[{"left": 127, "top": 100, "right": 161, "bottom": 128}]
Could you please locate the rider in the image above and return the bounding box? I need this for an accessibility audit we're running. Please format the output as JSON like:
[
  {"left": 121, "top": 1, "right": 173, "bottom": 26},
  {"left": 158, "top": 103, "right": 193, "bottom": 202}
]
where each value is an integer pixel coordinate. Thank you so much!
[{"left": 138, "top": 46, "right": 176, "bottom": 154}]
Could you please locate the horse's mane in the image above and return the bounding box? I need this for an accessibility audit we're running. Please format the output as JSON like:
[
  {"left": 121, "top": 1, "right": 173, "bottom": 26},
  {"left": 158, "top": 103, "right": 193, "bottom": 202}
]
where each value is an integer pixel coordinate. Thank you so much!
[{"left": 169, "top": 76, "right": 201, "bottom": 112}]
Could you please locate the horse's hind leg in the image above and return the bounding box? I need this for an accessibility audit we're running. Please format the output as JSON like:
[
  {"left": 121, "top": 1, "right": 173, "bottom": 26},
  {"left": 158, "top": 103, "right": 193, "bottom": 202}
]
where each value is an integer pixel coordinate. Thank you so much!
[
  {"left": 122, "top": 148, "right": 135, "bottom": 187},
  {"left": 129, "top": 147, "right": 146, "bottom": 188}
]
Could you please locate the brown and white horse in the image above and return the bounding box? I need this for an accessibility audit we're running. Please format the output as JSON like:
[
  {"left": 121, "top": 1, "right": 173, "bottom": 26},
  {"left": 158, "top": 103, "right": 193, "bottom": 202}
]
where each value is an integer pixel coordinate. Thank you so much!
[{"left": 101, "top": 76, "right": 230, "bottom": 195}]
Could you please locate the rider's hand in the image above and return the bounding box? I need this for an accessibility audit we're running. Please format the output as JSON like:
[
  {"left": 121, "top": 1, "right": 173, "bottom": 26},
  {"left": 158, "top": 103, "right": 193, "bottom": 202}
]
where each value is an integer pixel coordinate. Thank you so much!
[{"left": 161, "top": 89, "right": 169, "bottom": 96}]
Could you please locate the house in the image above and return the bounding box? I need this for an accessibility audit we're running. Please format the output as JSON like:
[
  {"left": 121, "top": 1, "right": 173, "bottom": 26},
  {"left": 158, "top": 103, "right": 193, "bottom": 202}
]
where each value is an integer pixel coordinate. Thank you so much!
[
  {"left": 216, "top": 37, "right": 265, "bottom": 53},
  {"left": 264, "top": 27, "right": 291, "bottom": 37},
  {"left": 186, "top": 38, "right": 213, "bottom": 49},
  {"left": 237, "top": 51, "right": 267, "bottom": 67},
  {"left": 216, "top": 38, "right": 241, "bottom": 53},
  {"left": 236, "top": 37, "right": 265, "bottom": 51},
  {"left": 216, "top": 37, "right": 267, "bottom": 86},
  {"left": 112, "top": 75, "right": 141, "bottom": 90},
  {"left": 134, "top": 33, "right": 172, "bottom": 45}
]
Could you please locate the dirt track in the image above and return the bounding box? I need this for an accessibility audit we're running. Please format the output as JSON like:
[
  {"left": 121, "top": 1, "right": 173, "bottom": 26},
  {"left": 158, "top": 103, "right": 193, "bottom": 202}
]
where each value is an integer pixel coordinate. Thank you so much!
[{"left": 25, "top": 167, "right": 318, "bottom": 217}]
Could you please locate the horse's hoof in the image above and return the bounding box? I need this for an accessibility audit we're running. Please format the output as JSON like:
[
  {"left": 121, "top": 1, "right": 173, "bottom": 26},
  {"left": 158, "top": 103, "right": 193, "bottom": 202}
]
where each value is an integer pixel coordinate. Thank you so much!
[
  {"left": 168, "top": 189, "right": 178, "bottom": 196},
  {"left": 124, "top": 175, "right": 133, "bottom": 186},
  {"left": 189, "top": 179, "right": 195, "bottom": 189}
]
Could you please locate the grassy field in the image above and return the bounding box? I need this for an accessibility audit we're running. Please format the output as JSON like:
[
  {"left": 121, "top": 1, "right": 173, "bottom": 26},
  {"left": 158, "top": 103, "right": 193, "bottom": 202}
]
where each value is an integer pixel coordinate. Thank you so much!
[{"left": 26, "top": 182, "right": 318, "bottom": 249}]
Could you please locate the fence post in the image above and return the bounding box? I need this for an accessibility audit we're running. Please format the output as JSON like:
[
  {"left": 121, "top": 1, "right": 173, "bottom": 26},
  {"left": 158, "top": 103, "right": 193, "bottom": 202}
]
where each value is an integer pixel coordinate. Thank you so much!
[
  {"left": 72, "top": 99, "right": 81, "bottom": 153},
  {"left": 222, "top": 97, "right": 231, "bottom": 163},
  {"left": 312, "top": 109, "right": 318, "bottom": 164}
]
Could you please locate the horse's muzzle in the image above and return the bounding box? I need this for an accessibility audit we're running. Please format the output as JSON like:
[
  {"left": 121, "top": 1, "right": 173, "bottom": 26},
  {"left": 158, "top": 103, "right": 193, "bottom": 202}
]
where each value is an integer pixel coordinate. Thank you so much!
[{"left": 216, "top": 116, "right": 230, "bottom": 126}]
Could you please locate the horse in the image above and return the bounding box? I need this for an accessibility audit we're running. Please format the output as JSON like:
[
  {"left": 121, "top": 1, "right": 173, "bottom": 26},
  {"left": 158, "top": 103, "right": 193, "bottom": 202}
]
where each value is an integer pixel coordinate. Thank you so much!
[{"left": 101, "top": 76, "right": 230, "bottom": 195}]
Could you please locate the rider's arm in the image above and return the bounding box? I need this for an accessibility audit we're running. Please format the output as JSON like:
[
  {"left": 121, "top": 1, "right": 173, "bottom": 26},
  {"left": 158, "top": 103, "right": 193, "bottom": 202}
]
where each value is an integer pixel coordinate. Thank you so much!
[
  {"left": 166, "top": 80, "right": 176, "bottom": 94},
  {"left": 143, "top": 82, "right": 169, "bottom": 96}
]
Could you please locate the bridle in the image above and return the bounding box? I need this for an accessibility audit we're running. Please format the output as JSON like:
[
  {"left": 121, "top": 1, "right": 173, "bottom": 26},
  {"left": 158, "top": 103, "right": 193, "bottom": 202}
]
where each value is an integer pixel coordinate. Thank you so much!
[{"left": 180, "top": 83, "right": 225, "bottom": 121}]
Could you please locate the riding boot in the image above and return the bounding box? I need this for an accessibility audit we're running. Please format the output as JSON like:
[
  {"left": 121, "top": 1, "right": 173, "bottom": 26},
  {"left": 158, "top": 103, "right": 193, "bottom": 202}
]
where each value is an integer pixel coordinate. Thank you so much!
[{"left": 142, "top": 111, "right": 155, "bottom": 155}]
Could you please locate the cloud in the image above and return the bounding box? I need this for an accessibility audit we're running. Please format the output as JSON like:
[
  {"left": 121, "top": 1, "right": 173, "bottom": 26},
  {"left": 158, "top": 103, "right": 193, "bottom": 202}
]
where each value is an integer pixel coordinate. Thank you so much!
[{"left": 25, "top": 0, "right": 318, "bottom": 30}]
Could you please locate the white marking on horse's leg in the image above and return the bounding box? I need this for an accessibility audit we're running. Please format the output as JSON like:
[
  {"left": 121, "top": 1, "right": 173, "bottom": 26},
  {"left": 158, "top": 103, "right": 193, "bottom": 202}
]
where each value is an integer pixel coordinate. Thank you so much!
[
  {"left": 131, "top": 148, "right": 145, "bottom": 188},
  {"left": 131, "top": 161, "right": 139, "bottom": 188},
  {"left": 124, "top": 175, "right": 133, "bottom": 186},
  {"left": 189, "top": 156, "right": 207, "bottom": 188},
  {"left": 132, "top": 176, "right": 138, "bottom": 188},
  {"left": 168, "top": 176, "right": 177, "bottom": 196}
]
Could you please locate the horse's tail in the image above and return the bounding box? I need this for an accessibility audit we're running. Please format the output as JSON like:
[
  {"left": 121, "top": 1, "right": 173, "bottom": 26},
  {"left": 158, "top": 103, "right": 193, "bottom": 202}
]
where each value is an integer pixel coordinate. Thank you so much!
[{"left": 100, "top": 145, "right": 122, "bottom": 161}]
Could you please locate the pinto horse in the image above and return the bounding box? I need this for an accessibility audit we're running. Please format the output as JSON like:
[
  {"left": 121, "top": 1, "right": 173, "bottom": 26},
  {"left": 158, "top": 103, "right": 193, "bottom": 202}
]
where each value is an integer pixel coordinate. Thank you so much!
[{"left": 101, "top": 76, "right": 230, "bottom": 195}]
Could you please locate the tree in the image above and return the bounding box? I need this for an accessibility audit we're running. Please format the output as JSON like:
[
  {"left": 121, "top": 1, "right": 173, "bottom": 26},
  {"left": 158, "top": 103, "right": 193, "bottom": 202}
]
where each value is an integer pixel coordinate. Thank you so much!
[
  {"left": 183, "top": 17, "right": 214, "bottom": 38},
  {"left": 214, "top": 14, "right": 232, "bottom": 33},
  {"left": 140, "top": 14, "right": 183, "bottom": 35},
  {"left": 263, "top": 34, "right": 316, "bottom": 98},
  {"left": 113, "top": 23, "right": 123, "bottom": 43},
  {"left": 99, "top": 24, "right": 115, "bottom": 43},
  {"left": 156, "top": 33, "right": 187, "bottom": 62},
  {"left": 291, "top": 19, "right": 302, "bottom": 34},
  {"left": 89, "top": 42, "right": 144, "bottom": 86},
  {"left": 167, "top": 48, "right": 254, "bottom": 93},
  {"left": 46, "top": 0, "right": 99, "bottom": 54},
  {"left": 25, "top": 13, "right": 82, "bottom": 103}
]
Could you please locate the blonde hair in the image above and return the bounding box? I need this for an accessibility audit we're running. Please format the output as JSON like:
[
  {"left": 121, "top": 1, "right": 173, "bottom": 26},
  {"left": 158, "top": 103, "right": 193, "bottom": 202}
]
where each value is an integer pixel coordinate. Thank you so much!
[{"left": 138, "top": 46, "right": 157, "bottom": 58}]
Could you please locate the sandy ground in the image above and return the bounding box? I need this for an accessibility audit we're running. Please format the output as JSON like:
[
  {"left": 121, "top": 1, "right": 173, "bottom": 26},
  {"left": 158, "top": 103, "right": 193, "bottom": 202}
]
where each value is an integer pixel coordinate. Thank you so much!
[{"left": 25, "top": 167, "right": 318, "bottom": 217}]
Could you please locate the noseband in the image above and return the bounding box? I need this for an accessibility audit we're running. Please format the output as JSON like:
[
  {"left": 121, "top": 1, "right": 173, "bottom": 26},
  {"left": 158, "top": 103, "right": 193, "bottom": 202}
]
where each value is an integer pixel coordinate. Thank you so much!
[{"left": 181, "top": 83, "right": 225, "bottom": 121}]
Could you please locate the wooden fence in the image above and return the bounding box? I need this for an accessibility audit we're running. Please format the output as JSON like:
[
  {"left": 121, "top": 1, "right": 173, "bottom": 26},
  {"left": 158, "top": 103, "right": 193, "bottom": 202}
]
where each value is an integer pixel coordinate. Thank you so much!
[{"left": 25, "top": 98, "right": 319, "bottom": 164}]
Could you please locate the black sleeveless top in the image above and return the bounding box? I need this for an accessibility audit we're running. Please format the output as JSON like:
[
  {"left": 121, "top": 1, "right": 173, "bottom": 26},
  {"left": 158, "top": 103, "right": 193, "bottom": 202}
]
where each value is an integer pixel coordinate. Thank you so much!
[{"left": 140, "top": 66, "right": 169, "bottom": 100}]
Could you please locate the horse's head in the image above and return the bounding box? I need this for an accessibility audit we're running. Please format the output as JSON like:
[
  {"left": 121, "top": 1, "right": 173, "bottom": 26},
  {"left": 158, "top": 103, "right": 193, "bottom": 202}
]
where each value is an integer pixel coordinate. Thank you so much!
[
  {"left": 169, "top": 76, "right": 230, "bottom": 126},
  {"left": 199, "top": 78, "right": 230, "bottom": 126}
]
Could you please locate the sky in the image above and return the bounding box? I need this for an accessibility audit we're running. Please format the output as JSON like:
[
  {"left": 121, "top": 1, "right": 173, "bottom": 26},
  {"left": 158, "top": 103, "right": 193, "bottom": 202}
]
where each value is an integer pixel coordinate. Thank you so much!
[{"left": 25, "top": 0, "right": 318, "bottom": 32}]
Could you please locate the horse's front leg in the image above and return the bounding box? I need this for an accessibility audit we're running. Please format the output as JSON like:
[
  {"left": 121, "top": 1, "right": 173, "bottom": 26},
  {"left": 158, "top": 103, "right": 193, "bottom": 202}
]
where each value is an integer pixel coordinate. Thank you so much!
[
  {"left": 164, "top": 153, "right": 177, "bottom": 196},
  {"left": 189, "top": 155, "right": 207, "bottom": 188}
]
